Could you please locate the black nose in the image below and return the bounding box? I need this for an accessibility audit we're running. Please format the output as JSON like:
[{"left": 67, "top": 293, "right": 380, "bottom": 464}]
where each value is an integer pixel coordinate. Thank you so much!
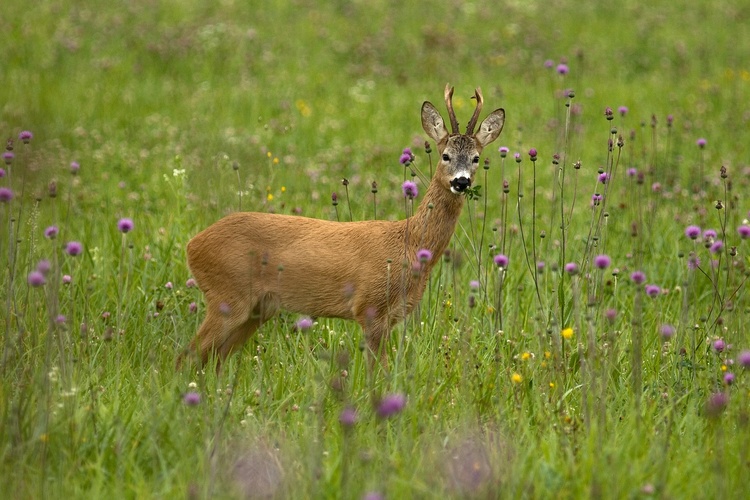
[{"left": 450, "top": 177, "right": 471, "bottom": 192}]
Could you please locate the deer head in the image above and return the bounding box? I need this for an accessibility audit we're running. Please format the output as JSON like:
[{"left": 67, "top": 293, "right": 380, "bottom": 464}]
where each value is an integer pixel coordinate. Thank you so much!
[{"left": 421, "top": 84, "right": 505, "bottom": 195}]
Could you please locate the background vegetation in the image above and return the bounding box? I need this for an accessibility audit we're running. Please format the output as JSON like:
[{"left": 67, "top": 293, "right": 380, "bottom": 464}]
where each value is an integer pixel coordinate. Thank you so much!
[{"left": 2, "top": 0, "right": 750, "bottom": 497}]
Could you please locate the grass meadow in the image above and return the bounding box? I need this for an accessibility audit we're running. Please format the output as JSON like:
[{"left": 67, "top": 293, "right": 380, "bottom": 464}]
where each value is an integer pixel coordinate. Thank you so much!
[{"left": 3, "top": 0, "right": 750, "bottom": 498}]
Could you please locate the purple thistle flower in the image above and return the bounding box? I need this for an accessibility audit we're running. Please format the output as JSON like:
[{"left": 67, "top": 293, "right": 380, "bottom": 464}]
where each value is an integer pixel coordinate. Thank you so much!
[
  {"left": 703, "top": 229, "right": 717, "bottom": 241},
  {"left": 189, "top": 302, "right": 197, "bottom": 313},
  {"left": 55, "top": 314, "right": 66, "bottom": 324},
  {"left": 630, "top": 271, "right": 646, "bottom": 284},
  {"left": 165, "top": 281, "right": 173, "bottom": 290},
  {"left": 339, "top": 407, "right": 358, "bottom": 427},
  {"left": 70, "top": 161, "right": 80, "bottom": 174},
  {"left": 705, "top": 392, "right": 728, "bottom": 417},
  {"left": 591, "top": 193, "right": 603, "bottom": 206},
  {"left": 618, "top": 106, "right": 628, "bottom": 116},
  {"left": 65, "top": 241, "right": 83, "bottom": 256},
  {"left": 593, "top": 254, "right": 611, "bottom": 270},
  {"left": 709, "top": 240, "right": 724, "bottom": 254},
  {"left": 498, "top": 146, "right": 509, "bottom": 157},
  {"left": 183, "top": 392, "right": 201, "bottom": 406},
  {"left": 19, "top": 130, "right": 33, "bottom": 144},
  {"left": 36, "top": 259, "right": 52, "bottom": 275},
  {"left": 556, "top": 63, "right": 569, "bottom": 75},
  {"left": 62, "top": 274, "right": 72, "bottom": 284},
  {"left": 186, "top": 278, "right": 197, "bottom": 288},
  {"left": 0, "top": 168, "right": 5, "bottom": 177},
  {"left": 0, "top": 187, "right": 13, "bottom": 203},
  {"left": 44, "top": 225, "right": 59, "bottom": 239},
  {"left": 2, "top": 152, "right": 13, "bottom": 165},
  {"left": 660, "top": 324, "right": 675, "bottom": 340},
  {"left": 685, "top": 225, "right": 701, "bottom": 240},
  {"left": 598, "top": 172, "right": 609, "bottom": 184},
  {"left": 27, "top": 271, "right": 46, "bottom": 287},
  {"left": 737, "top": 350, "right": 750, "bottom": 369},
  {"left": 544, "top": 59, "right": 554, "bottom": 69},
  {"left": 469, "top": 280, "right": 480, "bottom": 290},
  {"left": 117, "top": 217, "right": 134, "bottom": 233},
  {"left": 402, "top": 147, "right": 412, "bottom": 156},
  {"left": 564, "top": 262, "right": 579, "bottom": 275},
  {"left": 644, "top": 284, "right": 660, "bottom": 297},
  {"left": 687, "top": 254, "right": 700, "bottom": 270},
  {"left": 737, "top": 225, "right": 750, "bottom": 239},
  {"left": 651, "top": 182, "right": 662, "bottom": 193},
  {"left": 416, "top": 248, "right": 432, "bottom": 263},
  {"left": 605, "top": 308, "right": 617, "bottom": 322},
  {"left": 493, "top": 254, "right": 509, "bottom": 268},
  {"left": 713, "top": 339, "right": 726, "bottom": 353},
  {"left": 399, "top": 153, "right": 412, "bottom": 165},
  {"left": 376, "top": 393, "right": 406, "bottom": 418},
  {"left": 296, "top": 316, "right": 313, "bottom": 331},
  {"left": 627, "top": 168, "right": 637, "bottom": 177},
  {"left": 696, "top": 138, "right": 707, "bottom": 149},
  {"left": 528, "top": 148, "right": 538, "bottom": 160},
  {"left": 401, "top": 180, "right": 418, "bottom": 199},
  {"left": 604, "top": 107, "right": 614, "bottom": 120},
  {"left": 724, "top": 372, "right": 735, "bottom": 385},
  {"left": 513, "top": 152, "right": 521, "bottom": 162}
]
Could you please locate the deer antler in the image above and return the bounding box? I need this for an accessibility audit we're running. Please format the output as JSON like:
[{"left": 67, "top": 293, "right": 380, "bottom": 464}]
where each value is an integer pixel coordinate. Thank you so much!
[
  {"left": 444, "top": 83, "right": 459, "bottom": 134},
  {"left": 465, "top": 87, "right": 484, "bottom": 135}
]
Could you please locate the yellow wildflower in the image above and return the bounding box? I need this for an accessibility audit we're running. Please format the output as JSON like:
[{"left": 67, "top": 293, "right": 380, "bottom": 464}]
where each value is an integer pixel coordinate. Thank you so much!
[
  {"left": 521, "top": 352, "right": 531, "bottom": 361},
  {"left": 267, "top": 193, "right": 274, "bottom": 201},
  {"left": 511, "top": 373, "right": 523, "bottom": 384},
  {"left": 561, "top": 327, "right": 574, "bottom": 340}
]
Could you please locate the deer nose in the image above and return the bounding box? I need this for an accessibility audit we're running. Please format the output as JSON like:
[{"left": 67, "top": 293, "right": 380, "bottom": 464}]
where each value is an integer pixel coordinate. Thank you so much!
[{"left": 450, "top": 176, "right": 471, "bottom": 192}]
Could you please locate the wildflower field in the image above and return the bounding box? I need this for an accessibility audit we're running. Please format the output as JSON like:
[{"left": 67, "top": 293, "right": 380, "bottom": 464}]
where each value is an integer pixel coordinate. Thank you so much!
[{"left": 3, "top": 0, "right": 750, "bottom": 498}]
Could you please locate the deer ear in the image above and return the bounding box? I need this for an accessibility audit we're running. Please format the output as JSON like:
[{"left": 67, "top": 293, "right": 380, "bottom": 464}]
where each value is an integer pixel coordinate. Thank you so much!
[
  {"left": 475, "top": 108, "right": 505, "bottom": 148},
  {"left": 421, "top": 101, "right": 449, "bottom": 144}
]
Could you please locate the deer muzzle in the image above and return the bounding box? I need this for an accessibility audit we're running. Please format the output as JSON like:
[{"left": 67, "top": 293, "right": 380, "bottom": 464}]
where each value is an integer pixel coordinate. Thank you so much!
[{"left": 450, "top": 176, "right": 471, "bottom": 193}]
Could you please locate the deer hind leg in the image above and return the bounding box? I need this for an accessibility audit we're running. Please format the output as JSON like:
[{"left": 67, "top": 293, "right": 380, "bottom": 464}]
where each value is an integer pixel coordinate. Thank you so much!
[{"left": 180, "top": 292, "right": 279, "bottom": 369}]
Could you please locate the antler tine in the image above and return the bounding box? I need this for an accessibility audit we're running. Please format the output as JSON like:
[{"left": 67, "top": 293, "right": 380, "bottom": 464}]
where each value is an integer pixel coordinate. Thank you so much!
[
  {"left": 444, "top": 83, "right": 459, "bottom": 134},
  {"left": 465, "top": 87, "right": 484, "bottom": 135}
]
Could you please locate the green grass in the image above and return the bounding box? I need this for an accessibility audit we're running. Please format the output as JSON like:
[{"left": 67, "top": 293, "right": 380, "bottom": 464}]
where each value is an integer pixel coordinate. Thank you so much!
[{"left": 2, "top": 0, "right": 750, "bottom": 498}]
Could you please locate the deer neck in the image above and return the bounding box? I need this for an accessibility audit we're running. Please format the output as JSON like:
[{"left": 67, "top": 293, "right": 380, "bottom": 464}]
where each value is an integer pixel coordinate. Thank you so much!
[{"left": 406, "top": 180, "right": 464, "bottom": 261}]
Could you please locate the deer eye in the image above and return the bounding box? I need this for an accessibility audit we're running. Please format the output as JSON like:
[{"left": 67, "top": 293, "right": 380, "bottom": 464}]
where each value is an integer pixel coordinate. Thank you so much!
[
  {"left": 442, "top": 154, "right": 450, "bottom": 162},
  {"left": 473, "top": 156, "right": 480, "bottom": 164}
]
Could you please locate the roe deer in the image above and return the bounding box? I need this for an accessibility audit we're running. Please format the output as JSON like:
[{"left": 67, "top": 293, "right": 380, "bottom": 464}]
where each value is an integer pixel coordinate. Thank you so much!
[{"left": 180, "top": 85, "right": 505, "bottom": 368}]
